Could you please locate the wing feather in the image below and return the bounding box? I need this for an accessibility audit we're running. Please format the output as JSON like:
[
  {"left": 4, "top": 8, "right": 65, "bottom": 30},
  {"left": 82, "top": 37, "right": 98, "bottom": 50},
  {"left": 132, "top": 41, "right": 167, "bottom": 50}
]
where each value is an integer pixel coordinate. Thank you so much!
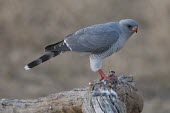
[{"left": 65, "top": 23, "right": 119, "bottom": 53}]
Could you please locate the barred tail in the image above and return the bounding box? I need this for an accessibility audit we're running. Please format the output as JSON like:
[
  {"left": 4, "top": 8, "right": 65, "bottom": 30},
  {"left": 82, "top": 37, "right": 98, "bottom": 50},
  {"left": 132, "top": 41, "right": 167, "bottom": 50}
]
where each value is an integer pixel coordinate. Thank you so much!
[
  {"left": 24, "top": 51, "right": 61, "bottom": 70},
  {"left": 25, "top": 40, "right": 71, "bottom": 70}
]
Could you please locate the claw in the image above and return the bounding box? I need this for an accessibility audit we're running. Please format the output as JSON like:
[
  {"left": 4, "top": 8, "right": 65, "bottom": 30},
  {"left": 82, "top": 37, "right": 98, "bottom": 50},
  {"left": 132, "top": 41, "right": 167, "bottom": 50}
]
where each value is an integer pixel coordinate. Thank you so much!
[{"left": 98, "top": 69, "right": 118, "bottom": 83}]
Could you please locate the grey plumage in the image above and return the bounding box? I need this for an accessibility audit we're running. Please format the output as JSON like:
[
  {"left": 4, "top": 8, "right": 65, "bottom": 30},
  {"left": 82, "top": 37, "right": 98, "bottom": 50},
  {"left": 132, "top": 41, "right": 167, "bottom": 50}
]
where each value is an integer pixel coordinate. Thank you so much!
[
  {"left": 25, "top": 41, "right": 70, "bottom": 70},
  {"left": 25, "top": 19, "right": 138, "bottom": 72},
  {"left": 64, "top": 22, "right": 119, "bottom": 54}
]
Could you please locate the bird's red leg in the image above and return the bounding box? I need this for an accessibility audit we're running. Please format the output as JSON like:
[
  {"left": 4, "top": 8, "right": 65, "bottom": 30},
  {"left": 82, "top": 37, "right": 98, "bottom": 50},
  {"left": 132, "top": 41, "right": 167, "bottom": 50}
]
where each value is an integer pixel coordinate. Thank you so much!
[
  {"left": 98, "top": 69, "right": 107, "bottom": 80},
  {"left": 98, "top": 69, "right": 117, "bottom": 82}
]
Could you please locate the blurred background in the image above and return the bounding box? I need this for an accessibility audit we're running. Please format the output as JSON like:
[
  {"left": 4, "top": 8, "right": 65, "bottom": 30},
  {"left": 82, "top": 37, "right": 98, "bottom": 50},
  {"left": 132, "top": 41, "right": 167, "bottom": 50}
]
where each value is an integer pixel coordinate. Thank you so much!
[{"left": 0, "top": 0, "right": 170, "bottom": 112}]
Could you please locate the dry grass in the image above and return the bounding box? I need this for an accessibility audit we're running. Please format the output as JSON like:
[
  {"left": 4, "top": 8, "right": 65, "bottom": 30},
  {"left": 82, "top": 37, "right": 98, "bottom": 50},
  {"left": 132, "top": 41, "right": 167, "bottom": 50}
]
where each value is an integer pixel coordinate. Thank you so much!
[{"left": 0, "top": 0, "right": 170, "bottom": 112}]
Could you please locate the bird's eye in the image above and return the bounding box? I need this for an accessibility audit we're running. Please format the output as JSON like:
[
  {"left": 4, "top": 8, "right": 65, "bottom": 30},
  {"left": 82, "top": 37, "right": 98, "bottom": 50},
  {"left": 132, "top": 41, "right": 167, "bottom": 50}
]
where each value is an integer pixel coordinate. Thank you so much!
[{"left": 127, "top": 25, "right": 132, "bottom": 28}]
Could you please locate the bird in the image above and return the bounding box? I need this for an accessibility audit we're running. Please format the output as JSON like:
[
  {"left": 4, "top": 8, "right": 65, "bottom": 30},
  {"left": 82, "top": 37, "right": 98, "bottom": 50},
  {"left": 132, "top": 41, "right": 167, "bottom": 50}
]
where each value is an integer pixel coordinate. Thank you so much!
[{"left": 24, "top": 19, "right": 138, "bottom": 80}]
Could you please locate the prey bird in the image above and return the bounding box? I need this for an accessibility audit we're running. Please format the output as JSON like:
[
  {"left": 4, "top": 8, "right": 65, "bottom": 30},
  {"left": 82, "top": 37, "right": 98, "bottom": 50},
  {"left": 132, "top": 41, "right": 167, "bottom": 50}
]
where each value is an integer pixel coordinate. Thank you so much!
[{"left": 25, "top": 19, "right": 138, "bottom": 80}]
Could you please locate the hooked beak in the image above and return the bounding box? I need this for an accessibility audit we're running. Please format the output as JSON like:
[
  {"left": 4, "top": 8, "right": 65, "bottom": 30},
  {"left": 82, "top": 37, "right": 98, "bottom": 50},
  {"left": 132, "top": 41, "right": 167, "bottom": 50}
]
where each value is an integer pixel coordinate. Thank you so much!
[{"left": 132, "top": 26, "right": 138, "bottom": 33}]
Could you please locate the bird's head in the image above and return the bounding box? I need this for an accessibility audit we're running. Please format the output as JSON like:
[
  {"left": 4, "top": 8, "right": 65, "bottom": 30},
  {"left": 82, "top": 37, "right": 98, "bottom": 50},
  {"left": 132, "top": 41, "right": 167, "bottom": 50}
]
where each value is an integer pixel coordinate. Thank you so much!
[{"left": 119, "top": 19, "right": 138, "bottom": 35}]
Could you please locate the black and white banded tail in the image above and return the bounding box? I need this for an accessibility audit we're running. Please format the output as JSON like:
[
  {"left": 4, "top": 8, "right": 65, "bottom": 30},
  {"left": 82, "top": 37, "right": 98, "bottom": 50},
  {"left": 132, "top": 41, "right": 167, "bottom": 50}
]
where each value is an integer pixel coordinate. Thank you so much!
[{"left": 24, "top": 40, "right": 70, "bottom": 70}]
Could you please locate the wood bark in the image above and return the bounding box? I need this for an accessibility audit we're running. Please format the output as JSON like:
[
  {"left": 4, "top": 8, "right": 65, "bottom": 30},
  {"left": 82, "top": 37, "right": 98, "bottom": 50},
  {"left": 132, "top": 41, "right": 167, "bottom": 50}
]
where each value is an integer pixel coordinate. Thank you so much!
[{"left": 0, "top": 74, "right": 143, "bottom": 113}]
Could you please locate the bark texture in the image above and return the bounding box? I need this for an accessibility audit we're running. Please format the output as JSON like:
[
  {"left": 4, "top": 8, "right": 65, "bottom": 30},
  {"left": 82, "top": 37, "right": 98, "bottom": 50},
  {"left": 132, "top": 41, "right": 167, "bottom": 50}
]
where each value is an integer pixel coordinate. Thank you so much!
[{"left": 0, "top": 74, "right": 143, "bottom": 113}]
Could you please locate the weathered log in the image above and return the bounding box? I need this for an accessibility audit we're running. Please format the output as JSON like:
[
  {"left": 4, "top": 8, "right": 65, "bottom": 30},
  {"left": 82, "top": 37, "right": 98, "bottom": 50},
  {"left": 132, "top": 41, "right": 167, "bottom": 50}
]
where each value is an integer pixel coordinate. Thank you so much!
[
  {"left": 0, "top": 89, "right": 85, "bottom": 113},
  {"left": 0, "top": 73, "right": 143, "bottom": 113},
  {"left": 82, "top": 72, "right": 143, "bottom": 113}
]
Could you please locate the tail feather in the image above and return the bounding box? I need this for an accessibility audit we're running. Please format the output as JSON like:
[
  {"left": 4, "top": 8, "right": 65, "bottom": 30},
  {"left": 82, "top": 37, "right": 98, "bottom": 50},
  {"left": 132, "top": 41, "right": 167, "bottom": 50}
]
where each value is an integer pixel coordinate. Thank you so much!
[
  {"left": 25, "top": 51, "right": 60, "bottom": 70},
  {"left": 25, "top": 40, "right": 71, "bottom": 70},
  {"left": 45, "top": 40, "right": 70, "bottom": 52}
]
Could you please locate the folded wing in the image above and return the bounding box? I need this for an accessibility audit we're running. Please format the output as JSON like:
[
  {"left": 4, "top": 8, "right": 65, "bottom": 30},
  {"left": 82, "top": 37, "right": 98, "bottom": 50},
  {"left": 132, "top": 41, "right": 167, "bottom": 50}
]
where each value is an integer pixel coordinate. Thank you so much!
[{"left": 65, "top": 23, "right": 119, "bottom": 54}]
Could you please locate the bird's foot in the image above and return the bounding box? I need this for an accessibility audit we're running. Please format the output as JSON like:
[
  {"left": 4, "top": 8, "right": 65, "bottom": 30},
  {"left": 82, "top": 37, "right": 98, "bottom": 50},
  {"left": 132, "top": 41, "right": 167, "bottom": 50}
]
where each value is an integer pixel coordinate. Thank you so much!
[
  {"left": 98, "top": 70, "right": 118, "bottom": 83},
  {"left": 98, "top": 69, "right": 107, "bottom": 80},
  {"left": 89, "top": 70, "right": 118, "bottom": 87},
  {"left": 102, "top": 71, "right": 117, "bottom": 82}
]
